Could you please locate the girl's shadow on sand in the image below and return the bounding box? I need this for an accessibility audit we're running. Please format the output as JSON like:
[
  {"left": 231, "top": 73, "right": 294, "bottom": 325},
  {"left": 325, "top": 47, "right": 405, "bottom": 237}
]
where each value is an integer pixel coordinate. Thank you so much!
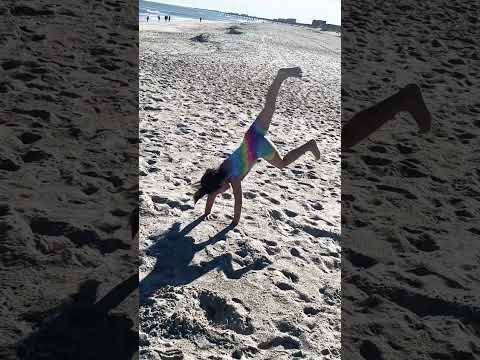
[{"left": 140, "top": 215, "right": 270, "bottom": 303}]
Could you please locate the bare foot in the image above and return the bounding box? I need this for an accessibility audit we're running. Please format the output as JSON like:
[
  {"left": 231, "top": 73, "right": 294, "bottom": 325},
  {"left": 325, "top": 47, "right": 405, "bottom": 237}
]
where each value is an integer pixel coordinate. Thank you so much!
[
  {"left": 309, "top": 139, "right": 321, "bottom": 160},
  {"left": 402, "top": 84, "right": 432, "bottom": 133},
  {"left": 278, "top": 67, "right": 302, "bottom": 79}
]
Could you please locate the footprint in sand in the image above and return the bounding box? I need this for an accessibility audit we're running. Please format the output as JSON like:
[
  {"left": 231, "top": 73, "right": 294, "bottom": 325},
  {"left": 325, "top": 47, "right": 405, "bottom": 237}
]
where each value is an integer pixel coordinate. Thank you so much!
[
  {"left": 0, "top": 157, "right": 20, "bottom": 171},
  {"left": 151, "top": 195, "right": 193, "bottom": 211},
  {"left": 258, "top": 335, "right": 300, "bottom": 350},
  {"left": 18, "top": 132, "right": 42, "bottom": 144},
  {"left": 310, "top": 201, "right": 324, "bottom": 211},
  {"left": 263, "top": 194, "right": 281, "bottom": 205},
  {"left": 283, "top": 209, "right": 298, "bottom": 218},
  {"left": 280, "top": 269, "right": 299, "bottom": 283},
  {"left": 269, "top": 209, "right": 283, "bottom": 221},
  {"left": 303, "top": 306, "right": 322, "bottom": 316},
  {"left": 198, "top": 290, "right": 255, "bottom": 335},
  {"left": 405, "top": 233, "right": 439, "bottom": 252},
  {"left": 243, "top": 191, "right": 257, "bottom": 199},
  {"left": 262, "top": 240, "right": 280, "bottom": 255},
  {"left": 275, "top": 320, "right": 302, "bottom": 337},
  {"left": 21, "top": 150, "right": 50, "bottom": 163},
  {"left": 275, "top": 282, "right": 295, "bottom": 291},
  {"left": 263, "top": 240, "right": 277, "bottom": 247},
  {"left": 289, "top": 247, "right": 310, "bottom": 263},
  {"left": 82, "top": 184, "right": 99, "bottom": 195},
  {"left": 154, "top": 349, "right": 184, "bottom": 360}
]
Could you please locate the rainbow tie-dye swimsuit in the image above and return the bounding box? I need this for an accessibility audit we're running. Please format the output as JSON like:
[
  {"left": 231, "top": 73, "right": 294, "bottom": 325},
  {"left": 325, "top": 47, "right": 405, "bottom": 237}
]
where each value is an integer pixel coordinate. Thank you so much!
[{"left": 227, "top": 121, "right": 276, "bottom": 179}]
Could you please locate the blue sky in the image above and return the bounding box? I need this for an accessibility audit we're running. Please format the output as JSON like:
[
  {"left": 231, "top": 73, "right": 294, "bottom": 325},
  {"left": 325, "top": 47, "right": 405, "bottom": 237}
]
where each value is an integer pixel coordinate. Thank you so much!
[{"left": 150, "top": 0, "right": 340, "bottom": 25}]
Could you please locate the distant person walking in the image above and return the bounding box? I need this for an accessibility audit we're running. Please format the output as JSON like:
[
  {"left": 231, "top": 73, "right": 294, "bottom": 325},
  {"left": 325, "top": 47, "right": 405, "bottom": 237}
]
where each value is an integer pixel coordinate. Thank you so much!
[
  {"left": 168, "top": 15, "right": 171, "bottom": 22},
  {"left": 164, "top": 15, "right": 167, "bottom": 22},
  {"left": 193, "top": 67, "right": 320, "bottom": 226},
  {"left": 146, "top": 15, "right": 149, "bottom": 22},
  {"left": 200, "top": 17, "right": 202, "bottom": 22},
  {"left": 157, "top": 15, "right": 160, "bottom": 21}
]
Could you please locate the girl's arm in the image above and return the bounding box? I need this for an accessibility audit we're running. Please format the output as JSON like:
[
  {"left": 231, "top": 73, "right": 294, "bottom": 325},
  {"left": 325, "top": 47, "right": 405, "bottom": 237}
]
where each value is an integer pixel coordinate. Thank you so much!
[
  {"left": 231, "top": 179, "right": 242, "bottom": 226},
  {"left": 205, "top": 193, "right": 217, "bottom": 216}
]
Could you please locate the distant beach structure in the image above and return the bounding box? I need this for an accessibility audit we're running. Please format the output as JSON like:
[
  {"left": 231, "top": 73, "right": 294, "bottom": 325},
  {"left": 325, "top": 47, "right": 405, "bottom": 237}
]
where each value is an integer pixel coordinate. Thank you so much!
[
  {"left": 321, "top": 23, "right": 341, "bottom": 32},
  {"left": 312, "top": 19, "right": 327, "bottom": 28},
  {"left": 274, "top": 18, "right": 297, "bottom": 24}
]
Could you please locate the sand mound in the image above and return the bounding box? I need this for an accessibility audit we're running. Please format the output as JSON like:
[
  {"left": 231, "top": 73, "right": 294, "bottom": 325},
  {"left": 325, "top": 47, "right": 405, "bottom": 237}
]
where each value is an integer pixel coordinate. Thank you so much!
[
  {"left": 227, "top": 26, "right": 243, "bottom": 35},
  {"left": 191, "top": 33, "right": 210, "bottom": 42}
]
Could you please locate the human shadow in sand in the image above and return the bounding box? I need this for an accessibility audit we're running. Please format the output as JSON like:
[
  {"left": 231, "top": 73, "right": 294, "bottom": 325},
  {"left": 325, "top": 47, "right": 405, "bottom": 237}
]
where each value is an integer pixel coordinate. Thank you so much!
[
  {"left": 12, "top": 207, "right": 142, "bottom": 360},
  {"left": 140, "top": 215, "right": 270, "bottom": 302},
  {"left": 15, "top": 277, "right": 138, "bottom": 360}
]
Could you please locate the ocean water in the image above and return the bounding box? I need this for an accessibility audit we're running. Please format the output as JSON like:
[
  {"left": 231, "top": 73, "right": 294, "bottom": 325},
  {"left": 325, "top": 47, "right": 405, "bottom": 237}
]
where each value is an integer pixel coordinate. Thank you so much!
[{"left": 139, "top": 0, "right": 233, "bottom": 22}]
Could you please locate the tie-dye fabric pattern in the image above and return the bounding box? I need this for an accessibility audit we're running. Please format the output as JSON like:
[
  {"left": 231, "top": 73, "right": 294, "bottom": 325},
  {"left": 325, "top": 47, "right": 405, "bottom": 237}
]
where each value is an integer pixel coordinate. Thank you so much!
[{"left": 228, "top": 122, "right": 276, "bottom": 179}]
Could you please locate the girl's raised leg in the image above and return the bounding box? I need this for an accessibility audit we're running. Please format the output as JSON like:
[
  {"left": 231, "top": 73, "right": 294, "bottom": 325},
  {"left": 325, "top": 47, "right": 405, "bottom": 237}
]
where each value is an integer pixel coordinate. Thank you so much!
[{"left": 255, "top": 67, "right": 302, "bottom": 132}]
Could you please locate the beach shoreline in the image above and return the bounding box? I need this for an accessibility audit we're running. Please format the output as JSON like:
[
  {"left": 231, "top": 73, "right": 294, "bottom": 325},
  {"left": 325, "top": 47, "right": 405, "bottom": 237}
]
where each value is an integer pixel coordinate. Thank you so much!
[{"left": 139, "top": 18, "right": 233, "bottom": 33}]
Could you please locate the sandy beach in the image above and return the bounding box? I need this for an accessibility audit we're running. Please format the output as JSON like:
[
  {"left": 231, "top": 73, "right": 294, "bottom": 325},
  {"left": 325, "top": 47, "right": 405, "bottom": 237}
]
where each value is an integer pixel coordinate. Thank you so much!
[
  {"left": 0, "top": 1, "right": 138, "bottom": 359},
  {"left": 139, "top": 20, "right": 341, "bottom": 359},
  {"left": 341, "top": 1, "right": 480, "bottom": 359}
]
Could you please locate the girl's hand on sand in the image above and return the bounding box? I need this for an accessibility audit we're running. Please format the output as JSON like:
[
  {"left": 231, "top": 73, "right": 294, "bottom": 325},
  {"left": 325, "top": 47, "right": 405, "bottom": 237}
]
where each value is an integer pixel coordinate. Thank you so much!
[{"left": 278, "top": 67, "right": 302, "bottom": 79}]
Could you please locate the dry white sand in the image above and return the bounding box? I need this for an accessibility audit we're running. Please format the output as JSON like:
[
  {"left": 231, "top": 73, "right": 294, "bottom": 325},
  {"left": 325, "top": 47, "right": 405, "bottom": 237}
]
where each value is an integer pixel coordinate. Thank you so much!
[{"left": 139, "top": 21, "right": 341, "bottom": 359}]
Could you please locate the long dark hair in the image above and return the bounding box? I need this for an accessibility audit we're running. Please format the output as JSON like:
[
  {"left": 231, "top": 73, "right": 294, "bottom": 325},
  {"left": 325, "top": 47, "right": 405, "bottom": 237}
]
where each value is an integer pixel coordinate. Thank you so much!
[{"left": 193, "top": 166, "right": 227, "bottom": 204}]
